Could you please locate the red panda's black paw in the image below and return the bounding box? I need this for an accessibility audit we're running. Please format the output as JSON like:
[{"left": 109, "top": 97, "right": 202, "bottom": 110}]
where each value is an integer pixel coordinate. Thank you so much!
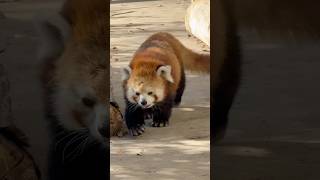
[
  {"left": 151, "top": 120, "right": 168, "bottom": 127},
  {"left": 173, "top": 101, "right": 181, "bottom": 107},
  {"left": 129, "top": 125, "right": 145, "bottom": 136}
]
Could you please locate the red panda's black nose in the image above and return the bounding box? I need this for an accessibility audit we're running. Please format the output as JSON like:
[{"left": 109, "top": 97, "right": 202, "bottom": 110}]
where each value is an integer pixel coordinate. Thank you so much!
[
  {"left": 98, "top": 123, "right": 108, "bottom": 138},
  {"left": 141, "top": 100, "right": 147, "bottom": 106},
  {"left": 98, "top": 127, "right": 108, "bottom": 138},
  {"left": 98, "top": 116, "right": 109, "bottom": 138}
]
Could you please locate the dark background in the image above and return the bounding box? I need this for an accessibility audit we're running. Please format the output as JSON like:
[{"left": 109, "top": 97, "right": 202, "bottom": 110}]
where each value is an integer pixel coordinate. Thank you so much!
[{"left": 214, "top": 0, "right": 320, "bottom": 179}]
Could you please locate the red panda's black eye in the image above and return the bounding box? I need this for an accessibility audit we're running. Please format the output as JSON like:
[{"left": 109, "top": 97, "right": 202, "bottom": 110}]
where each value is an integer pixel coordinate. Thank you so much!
[
  {"left": 82, "top": 97, "right": 96, "bottom": 108},
  {"left": 135, "top": 92, "right": 140, "bottom": 96},
  {"left": 148, "top": 92, "right": 153, "bottom": 95}
]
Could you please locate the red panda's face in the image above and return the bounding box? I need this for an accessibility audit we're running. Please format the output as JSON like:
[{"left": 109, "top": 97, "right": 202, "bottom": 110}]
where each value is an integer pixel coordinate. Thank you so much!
[
  {"left": 37, "top": 12, "right": 109, "bottom": 142},
  {"left": 54, "top": 44, "right": 109, "bottom": 141},
  {"left": 126, "top": 79, "right": 165, "bottom": 108},
  {"left": 122, "top": 64, "right": 174, "bottom": 108}
]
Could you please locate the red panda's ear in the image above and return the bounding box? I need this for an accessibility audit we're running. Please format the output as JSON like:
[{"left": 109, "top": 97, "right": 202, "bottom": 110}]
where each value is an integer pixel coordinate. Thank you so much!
[
  {"left": 157, "top": 65, "right": 174, "bottom": 83},
  {"left": 121, "top": 66, "right": 132, "bottom": 81},
  {"left": 34, "top": 13, "right": 71, "bottom": 61}
]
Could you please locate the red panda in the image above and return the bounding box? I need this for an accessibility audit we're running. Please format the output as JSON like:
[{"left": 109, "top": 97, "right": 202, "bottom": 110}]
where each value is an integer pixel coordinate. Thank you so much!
[
  {"left": 122, "top": 32, "right": 210, "bottom": 136},
  {"left": 37, "top": 0, "right": 108, "bottom": 179}
]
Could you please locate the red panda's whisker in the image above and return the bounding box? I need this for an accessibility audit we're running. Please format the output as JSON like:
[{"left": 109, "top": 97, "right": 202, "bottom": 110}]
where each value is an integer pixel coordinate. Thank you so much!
[
  {"left": 55, "top": 131, "right": 81, "bottom": 151},
  {"left": 78, "top": 137, "right": 89, "bottom": 155},
  {"left": 66, "top": 136, "right": 89, "bottom": 161},
  {"left": 62, "top": 133, "right": 88, "bottom": 162},
  {"left": 55, "top": 128, "right": 88, "bottom": 138}
]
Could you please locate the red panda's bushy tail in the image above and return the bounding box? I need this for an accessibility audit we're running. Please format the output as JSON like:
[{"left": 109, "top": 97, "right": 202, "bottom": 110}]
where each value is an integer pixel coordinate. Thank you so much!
[
  {"left": 148, "top": 32, "right": 210, "bottom": 74},
  {"left": 180, "top": 46, "right": 210, "bottom": 74}
]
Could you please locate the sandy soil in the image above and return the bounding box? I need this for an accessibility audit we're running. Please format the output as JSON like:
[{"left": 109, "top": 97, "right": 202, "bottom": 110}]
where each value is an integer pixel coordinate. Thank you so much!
[{"left": 110, "top": 0, "right": 210, "bottom": 179}]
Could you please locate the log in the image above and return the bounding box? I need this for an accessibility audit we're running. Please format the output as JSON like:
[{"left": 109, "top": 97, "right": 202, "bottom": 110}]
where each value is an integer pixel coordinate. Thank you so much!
[{"left": 185, "top": 0, "right": 210, "bottom": 46}]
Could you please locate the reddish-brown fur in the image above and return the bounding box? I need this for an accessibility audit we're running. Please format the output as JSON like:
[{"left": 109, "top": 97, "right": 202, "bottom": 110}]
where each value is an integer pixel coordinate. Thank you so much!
[
  {"left": 61, "top": 0, "right": 107, "bottom": 46},
  {"left": 127, "top": 32, "right": 210, "bottom": 94}
]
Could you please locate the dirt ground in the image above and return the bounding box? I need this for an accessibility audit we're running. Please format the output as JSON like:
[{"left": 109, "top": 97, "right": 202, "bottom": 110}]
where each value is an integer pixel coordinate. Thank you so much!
[{"left": 110, "top": 0, "right": 210, "bottom": 179}]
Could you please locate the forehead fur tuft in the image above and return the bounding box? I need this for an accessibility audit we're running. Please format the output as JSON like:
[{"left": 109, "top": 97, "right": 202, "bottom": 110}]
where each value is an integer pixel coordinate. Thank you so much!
[{"left": 61, "top": 0, "right": 107, "bottom": 46}]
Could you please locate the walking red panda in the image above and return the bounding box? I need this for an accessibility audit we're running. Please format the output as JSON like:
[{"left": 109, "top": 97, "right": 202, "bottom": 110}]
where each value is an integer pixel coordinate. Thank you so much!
[{"left": 122, "top": 32, "right": 210, "bottom": 136}]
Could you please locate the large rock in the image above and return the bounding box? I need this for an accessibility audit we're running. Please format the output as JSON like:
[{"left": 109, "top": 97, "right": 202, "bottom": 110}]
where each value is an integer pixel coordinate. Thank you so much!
[
  {"left": 110, "top": 85, "right": 127, "bottom": 137},
  {"left": 110, "top": 101, "right": 126, "bottom": 136},
  {"left": 185, "top": 0, "right": 210, "bottom": 46}
]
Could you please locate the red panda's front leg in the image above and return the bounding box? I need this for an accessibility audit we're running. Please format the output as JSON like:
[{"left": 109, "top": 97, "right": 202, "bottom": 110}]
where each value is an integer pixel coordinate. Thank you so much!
[
  {"left": 124, "top": 100, "right": 146, "bottom": 136},
  {"left": 173, "top": 70, "right": 186, "bottom": 106},
  {"left": 152, "top": 97, "right": 174, "bottom": 127}
]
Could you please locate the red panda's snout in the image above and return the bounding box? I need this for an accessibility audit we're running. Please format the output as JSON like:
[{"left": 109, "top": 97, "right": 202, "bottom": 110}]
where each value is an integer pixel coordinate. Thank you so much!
[
  {"left": 126, "top": 84, "right": 165, "bottom": 109},
  {"left": 137, "top": 94, "right": 154, "bottom": 109},
  {"left": 55, "top": 84, "right": 108, "bottom": 141},
  {"left": 69, "top": 97, "right": 108, "bottom": 141},
  {"left": 129, "top": 91, "right": 155, "bottom": 109}
]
